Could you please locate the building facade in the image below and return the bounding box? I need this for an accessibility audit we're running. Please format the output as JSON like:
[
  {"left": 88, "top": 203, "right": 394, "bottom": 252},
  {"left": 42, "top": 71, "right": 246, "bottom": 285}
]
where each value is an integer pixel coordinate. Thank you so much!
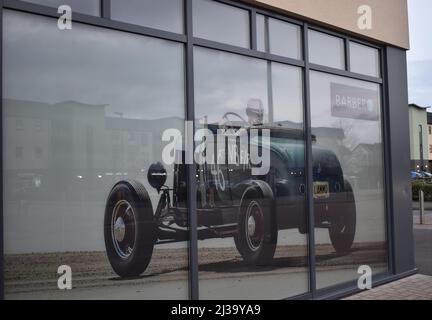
[
  {"left": 0, "top": 0, "right": 414, "bottom": 300},
  {"left": 427, "top": 113, "right": 432, "bottom": 171},
  {"left": 409, "top": 104, "right": 429, "bottom": 172}
]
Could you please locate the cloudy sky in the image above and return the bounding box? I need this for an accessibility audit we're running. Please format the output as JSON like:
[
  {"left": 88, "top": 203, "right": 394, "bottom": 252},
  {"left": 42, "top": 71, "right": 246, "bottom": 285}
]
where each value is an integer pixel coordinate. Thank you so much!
[{"left": 407, "top": 0, "right": 432, "bottom": 108}]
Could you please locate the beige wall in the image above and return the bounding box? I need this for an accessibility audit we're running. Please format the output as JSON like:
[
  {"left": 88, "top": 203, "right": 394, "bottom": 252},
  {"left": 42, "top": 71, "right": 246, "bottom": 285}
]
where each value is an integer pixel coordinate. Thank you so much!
[{"left": 246, "top": 0, "right": 409, "bottom": 49}]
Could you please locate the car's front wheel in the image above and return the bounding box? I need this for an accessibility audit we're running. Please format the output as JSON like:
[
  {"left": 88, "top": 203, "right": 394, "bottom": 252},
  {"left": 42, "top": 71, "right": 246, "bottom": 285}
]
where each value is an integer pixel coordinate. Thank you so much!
[
  {"left": 104, "top": 180, "right": 156, "bottom": 278},
  {"left": 234, "top": 189, "right": 277, "bottom": 265}
]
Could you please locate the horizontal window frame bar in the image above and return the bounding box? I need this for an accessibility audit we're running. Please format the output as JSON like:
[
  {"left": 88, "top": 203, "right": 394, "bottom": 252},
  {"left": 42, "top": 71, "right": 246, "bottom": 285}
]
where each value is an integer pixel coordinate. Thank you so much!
[
  {"left": 309, "top": 63, "right": 383, "bottom": 84},
  {"left": 308, "top": 24, "right": 349, "bottom": 42},
  {"left": 347, "top": 36, "right": 383, "bottom": 50},
  {"left": 214, "top": 0, "right": 303, "bottom": 27},
  {"left": 3, "top": 0, "right": 188, "bottom": 43},
  {"left": 4, "top": 0, "right": 385, "bottom": 84},
  {"left": 193, "top": 37, "right": 305, "bottom": 67},
  {"left": 306, "top": 21, "right": 383, "bottom": 50}
]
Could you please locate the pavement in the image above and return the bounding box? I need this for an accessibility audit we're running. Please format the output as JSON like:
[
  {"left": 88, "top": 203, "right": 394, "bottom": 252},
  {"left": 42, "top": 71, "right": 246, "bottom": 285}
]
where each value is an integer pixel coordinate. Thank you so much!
[
  {"left": 344, "top": 274, "right": 432, "bottom": 300},
  {"left": 346, "top": 203, "right": 432, "bottom": 300},
  {"left": 5, "top": 242, "right": 387, "bottom": 300}
]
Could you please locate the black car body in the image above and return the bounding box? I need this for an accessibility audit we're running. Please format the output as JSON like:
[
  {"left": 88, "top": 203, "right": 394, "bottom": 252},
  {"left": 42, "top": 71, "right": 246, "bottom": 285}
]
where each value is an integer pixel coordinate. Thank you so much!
[{"left": 104, "top": 123, "right": 356, "bottom": 277}]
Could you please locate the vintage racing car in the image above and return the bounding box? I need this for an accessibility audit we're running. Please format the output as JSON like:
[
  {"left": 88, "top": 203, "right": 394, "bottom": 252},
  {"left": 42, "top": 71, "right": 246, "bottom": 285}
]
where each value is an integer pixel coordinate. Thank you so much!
[{"left": 104, "top": 114, "right": 356, "bottom": 278}]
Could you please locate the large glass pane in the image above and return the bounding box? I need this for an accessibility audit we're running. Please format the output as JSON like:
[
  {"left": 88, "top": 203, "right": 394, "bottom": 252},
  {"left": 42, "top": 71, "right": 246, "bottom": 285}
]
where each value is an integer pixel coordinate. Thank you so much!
[
  {"left": 194, "top": 47, "right": 309, "bottom": 299},
  {"left": 21, "top": 0, "right": 100, "bottom": 16},
  {"left": 111, "top": 0, "right": 184, "bottom": 34},
  {"left": 310, "top": 71, "right": 387, "bottom": 289},
  {"left": 3, "top": 10, "right": 188, "bottom": 300},
  {"left": 193, "top": 0, "right": 250, "bottom": 48},
  {"left": 309, "top": 30, "right": 345, "bottom": 70},
  {"left": 268, "top": 18, "right": 302, "bottom": 60},
  {"left": 350, "top": 42, "right": 381, "bottom": 77}
]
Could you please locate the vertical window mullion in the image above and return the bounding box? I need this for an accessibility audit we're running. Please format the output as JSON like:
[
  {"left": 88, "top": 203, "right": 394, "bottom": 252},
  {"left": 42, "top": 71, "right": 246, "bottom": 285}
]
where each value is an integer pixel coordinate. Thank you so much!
[
  {"left": 0, "top": 0, "right": 4, "bottom": 302},
  {"left": 101, "top": 0, "right": 111, "bottom": 19},
  {"left": 250, "top": 8, "right": 257, "bottom": 50},
  {"left": 302, "top": 23, "right": 317, "bottom": 298},
  {"left": 264, "top": 15, "right": 270, "bottom": 53},
  {"left": 345, "top": 38, "right": 351, "bottom": 72},
  {"left": 185, "top": 0, "right": 199, "bottom": 301}
]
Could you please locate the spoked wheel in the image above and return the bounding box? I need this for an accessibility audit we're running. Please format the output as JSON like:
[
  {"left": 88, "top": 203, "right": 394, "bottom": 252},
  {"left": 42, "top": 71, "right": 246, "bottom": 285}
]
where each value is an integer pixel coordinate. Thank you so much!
[
  {"left": 104, "top": 180, "right": 156, "bottom": 278},
  {"left": 234, "top": 190, "right": 277, "bottom": 265}
]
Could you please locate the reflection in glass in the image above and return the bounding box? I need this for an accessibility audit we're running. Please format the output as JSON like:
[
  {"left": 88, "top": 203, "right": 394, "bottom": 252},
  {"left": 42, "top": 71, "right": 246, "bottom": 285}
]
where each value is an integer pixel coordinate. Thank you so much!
[
  {"left": 192, "top": 0, "right": 250, "bottom": 48},
  {"left": 257, "top": 14, "right": 266, "bottom": 52},
  {"left": 310, "top": 71, "right": 387, "bottom": 289},
  {"left": 21, "top": 0, "right": 100, "bottom": 15},
  {"left": 268, "top": 18, "right": 302, "bottom": 60},
  {"left": 350, "top": 42, "right": 380, "bottom": 77},
  {"left": 3, "top": 10, "right": 187, "bottom": 299},
  {"left": 111, "top": 0, "right": 184, "bottom": 33},
  {"left": 309, "top": 30, "right": 345, "bottom": 70},
  {"left": 194, "top": 47, "right": 309, "bottom": 299}
]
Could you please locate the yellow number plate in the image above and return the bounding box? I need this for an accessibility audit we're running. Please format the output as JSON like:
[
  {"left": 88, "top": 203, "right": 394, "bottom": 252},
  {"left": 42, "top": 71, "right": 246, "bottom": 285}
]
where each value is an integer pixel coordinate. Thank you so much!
[{"left": 313, "top": 182, "right": 330, "bottom": 199}]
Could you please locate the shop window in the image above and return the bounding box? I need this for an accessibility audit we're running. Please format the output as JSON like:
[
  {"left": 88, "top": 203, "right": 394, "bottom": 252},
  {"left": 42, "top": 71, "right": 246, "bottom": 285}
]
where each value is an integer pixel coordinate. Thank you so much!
[
  {"left": 111, "top": 0, "right": 184, "bottom": 34},
  {"left": 257, "top": 15, "right": 302, "bottom": 60},
  {"left": 350, "top": 42, "right": 380, "bottom": 77},
  {"left": 3, "top": 10, "right": 187, "bottom": 300},
  {"left": 21, "top": 0, "right": 100, "bottom": 16},
  {"left": 193, "top": 0, "right": 250, "bottom": 48},
  {"left": 310, "top": 71, "right": 387, "bottom": 289},
  {"left": 268, "top": 18, "right": 302, "bottom": 59},
  {"left": 193, "top": 47, "right": 309, "bottom": 299},
  {"left": 309, "top": 30, "right": 345, "bottom": 69}
]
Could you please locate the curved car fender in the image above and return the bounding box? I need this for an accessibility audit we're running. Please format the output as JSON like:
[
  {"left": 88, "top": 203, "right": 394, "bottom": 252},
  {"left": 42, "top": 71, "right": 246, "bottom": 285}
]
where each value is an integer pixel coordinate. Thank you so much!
[{"left": 240, "top": 179, "right": 274, "bottom": 202}]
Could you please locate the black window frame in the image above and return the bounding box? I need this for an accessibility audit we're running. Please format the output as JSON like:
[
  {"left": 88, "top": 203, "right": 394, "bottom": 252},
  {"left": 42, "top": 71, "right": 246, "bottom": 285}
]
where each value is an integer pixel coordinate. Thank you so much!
[{"left": 0, "top": 0, "right": 395, "bottom": 301}]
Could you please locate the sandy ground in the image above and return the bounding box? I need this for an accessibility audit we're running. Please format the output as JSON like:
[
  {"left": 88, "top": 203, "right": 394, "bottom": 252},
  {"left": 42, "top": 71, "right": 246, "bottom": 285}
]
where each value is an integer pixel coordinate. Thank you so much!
[{"left": 5, "top": 242, "right": 387, "bottom": 299}]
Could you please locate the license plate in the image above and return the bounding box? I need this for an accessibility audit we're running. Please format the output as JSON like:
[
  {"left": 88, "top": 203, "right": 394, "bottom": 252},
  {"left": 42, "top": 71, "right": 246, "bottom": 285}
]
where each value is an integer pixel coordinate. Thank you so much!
[{"left": 313, "top": 182, "right": 330, "bottom": 199}]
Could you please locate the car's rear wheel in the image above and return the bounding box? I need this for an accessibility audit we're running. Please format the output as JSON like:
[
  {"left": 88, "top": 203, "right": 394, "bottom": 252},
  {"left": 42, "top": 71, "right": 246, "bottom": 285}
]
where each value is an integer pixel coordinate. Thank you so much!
[
  {"left": 234, "top": 190, "right": 277, "bottom": 265},
  {"left": 104, "top": 180, "right": 156, "bottom": 278},
  {"left": 329, "top": 181, "right": 356, "bottom": 254}
]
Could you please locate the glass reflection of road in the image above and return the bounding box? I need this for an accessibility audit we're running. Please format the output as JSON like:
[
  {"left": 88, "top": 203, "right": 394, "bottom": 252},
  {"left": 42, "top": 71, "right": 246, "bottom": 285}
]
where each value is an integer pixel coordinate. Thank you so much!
[{"left": 5, "top": 242, "right": 386, "bottom": 298}]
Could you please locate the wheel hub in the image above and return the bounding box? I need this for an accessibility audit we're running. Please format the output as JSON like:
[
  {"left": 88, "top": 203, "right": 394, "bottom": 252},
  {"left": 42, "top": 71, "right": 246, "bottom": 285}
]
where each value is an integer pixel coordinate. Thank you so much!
[
  {"left": 111, "top": 200, "right": 136, "bottom": 260},
  {"left": 245, "top": 201, "right": 264, "bottom": 252},
  {"left": 114, "top": 217, "right": 126, "bottom": 242},
  {"left": 247, "top": 215, "right": 256, "bottom": 237}
]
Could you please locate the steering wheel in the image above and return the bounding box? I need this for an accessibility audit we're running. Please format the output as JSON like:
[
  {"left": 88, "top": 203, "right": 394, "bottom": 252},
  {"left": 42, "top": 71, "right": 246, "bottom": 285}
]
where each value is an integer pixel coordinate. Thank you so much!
[{"left": 222, "top": 112, "right": 248, "bottom": 127}]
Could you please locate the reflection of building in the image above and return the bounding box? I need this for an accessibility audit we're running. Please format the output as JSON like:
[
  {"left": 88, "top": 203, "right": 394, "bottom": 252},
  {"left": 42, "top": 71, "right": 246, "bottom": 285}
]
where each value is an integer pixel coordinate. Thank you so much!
[
  {"left": 277, "top": 120, "right": 346, "bottom": 151},
  {"left": 408, "top": 104, "right": 430, "bottom": 172},
  {"left": 427, "top": 113, "right": 432, "bottom": 171},
  {"left": 4, "top": 98, "right": 182, "bottom": 201},
  {"left": 347, "top": 144, "right": 383, "bottom": 189}
]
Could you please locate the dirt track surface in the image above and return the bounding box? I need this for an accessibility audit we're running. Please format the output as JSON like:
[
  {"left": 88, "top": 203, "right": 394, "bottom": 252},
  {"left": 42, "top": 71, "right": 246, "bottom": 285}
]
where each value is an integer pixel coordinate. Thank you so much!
[{"left": 5, "top": 242, "right": 387, "bottom": 296}]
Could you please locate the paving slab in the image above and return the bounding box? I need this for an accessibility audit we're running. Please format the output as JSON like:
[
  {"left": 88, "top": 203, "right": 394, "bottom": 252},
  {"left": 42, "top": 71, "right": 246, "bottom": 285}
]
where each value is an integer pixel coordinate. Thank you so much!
[{"left": 344, "top": 274, "right": 432, "bottom": 300}]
